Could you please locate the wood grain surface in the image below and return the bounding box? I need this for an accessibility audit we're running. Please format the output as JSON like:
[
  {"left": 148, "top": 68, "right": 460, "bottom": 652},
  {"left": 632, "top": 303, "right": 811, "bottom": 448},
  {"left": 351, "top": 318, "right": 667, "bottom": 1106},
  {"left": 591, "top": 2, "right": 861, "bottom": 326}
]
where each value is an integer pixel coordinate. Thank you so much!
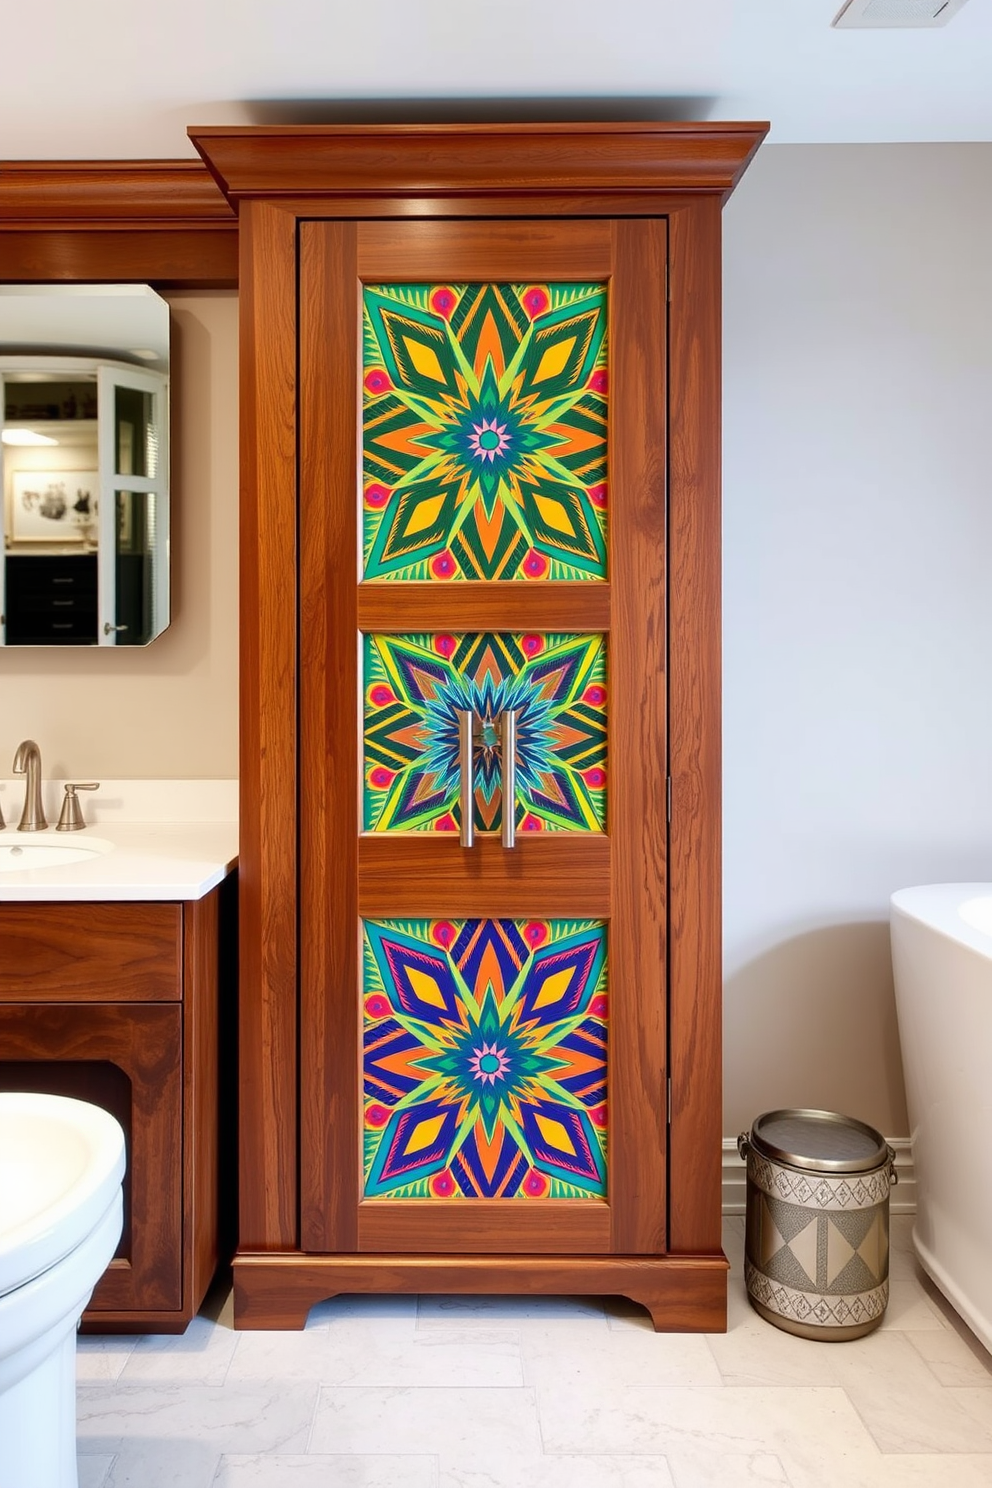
[
  {"left": 237, "top": 199, "right": 301, "bottom": 1252},
  {"left": 298, "top": 220, "right": 361, "bottom": 1254},
  {"left": 357, "top": 1200, "right": 610, "bottom": 1254},
  {"left": 232, "top": 1250, "right": 729, "bottom": 1332},
  {"left": 666, "top": 200, "right": 724, "bottom": 1257},
  {"left": 190, "top": 122, "right": 767, "bottom": 204},
  {"left": 0, "top": 903, "right": 181, "bottom": 1001},
  {"left": 183, "top": 892, "right": 222, "bottom": 1317},
  {"left": 606, "top": 219, "right": 669, "bottom": 1255},
  {"left": 0, "top": 159, "right": 237, "bottom": 285},
  {"left": 357, "top": 835, "right": 611, "bottom": 918},
  {"left": 358, "top": 583, "right": 611, "bottom": 633},
  {"left": 225, "top": 124, "right": 763, "bottom": 1326}
]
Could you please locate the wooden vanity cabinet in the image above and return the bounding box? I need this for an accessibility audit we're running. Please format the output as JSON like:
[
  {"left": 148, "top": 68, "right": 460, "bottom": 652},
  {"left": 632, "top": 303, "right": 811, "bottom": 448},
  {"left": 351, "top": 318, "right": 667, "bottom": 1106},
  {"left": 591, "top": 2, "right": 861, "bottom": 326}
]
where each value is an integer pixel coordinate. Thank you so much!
[{"left": 0, "top": 885, "right": 232, "bottom": 1332}]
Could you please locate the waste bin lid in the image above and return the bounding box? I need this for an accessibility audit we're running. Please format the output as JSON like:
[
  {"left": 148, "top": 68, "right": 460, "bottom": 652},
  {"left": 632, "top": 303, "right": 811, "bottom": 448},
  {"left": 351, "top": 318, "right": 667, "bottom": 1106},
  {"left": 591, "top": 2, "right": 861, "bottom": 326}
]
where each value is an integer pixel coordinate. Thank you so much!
[{"left": 749, "top": 1108, "right": 888, "bottom": 1174}]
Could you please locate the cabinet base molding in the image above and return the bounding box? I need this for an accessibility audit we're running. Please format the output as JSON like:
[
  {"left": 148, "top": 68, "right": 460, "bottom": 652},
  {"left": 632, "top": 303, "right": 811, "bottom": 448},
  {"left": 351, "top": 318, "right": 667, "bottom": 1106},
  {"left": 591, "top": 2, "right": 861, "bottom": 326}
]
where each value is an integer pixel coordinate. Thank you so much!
[
  {"left": 232, "top": 1251, "right": 729, "bottom": 1333},
  {"left": 79, "top": 1311, "right": 191, "bottom": 1336}
]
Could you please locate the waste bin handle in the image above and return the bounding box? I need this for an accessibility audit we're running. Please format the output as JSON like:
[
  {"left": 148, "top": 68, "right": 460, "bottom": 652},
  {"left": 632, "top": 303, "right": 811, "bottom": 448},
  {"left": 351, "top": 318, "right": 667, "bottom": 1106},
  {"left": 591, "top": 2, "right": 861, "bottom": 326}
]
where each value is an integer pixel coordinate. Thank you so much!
[
  {"left": 737, "top": 1131, "right": 750, "bottom": 1162},
  {"left": 887, "top": 1143, "right": 899, "bottom": 1186}
]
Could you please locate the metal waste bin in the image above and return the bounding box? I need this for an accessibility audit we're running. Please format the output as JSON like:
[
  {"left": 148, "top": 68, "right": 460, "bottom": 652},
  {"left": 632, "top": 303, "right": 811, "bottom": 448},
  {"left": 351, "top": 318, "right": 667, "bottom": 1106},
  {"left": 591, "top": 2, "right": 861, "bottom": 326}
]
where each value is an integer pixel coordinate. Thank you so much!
[{"left": 737, "top": 1108, "right": 897, "bottom": 1341}]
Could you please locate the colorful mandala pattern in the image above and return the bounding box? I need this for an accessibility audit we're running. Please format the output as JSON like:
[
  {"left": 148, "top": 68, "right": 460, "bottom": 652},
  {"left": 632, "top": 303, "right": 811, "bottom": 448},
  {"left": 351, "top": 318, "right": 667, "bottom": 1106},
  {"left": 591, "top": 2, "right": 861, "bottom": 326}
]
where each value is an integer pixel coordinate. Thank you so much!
[
  {"left": 363, "top": 917, "right": 608, "bottom": 1199},
  {"left": 364, "top": 632, "right": 607, "bottom": 834},
  {"left": 362, "top": 282, "right": 608, "bottom": 581}
]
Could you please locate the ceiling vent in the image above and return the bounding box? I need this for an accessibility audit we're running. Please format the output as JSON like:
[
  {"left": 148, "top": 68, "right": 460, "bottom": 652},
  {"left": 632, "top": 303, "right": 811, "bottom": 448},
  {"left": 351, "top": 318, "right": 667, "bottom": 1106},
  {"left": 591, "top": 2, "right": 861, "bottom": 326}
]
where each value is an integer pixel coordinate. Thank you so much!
[{"left": 833, "top": 0, "right": 969, "bottom": 25}]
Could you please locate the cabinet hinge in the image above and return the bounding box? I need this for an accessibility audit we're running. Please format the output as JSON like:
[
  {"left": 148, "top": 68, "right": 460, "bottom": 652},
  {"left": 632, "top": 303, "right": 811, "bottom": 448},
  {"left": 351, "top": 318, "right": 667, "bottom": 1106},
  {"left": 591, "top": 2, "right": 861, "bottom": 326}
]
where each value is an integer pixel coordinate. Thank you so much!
[
  {"left": 666, "top": 776, "right": 672, "bottom": 825},
  {"left": 667, "top": 1075, "right": 672, "bottom": 1126}
]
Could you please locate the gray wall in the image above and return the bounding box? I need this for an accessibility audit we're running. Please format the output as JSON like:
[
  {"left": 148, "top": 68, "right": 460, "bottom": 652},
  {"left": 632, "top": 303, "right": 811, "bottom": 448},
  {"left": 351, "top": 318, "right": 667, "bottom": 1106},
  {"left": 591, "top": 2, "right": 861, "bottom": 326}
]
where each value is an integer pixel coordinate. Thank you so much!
[{"left": 722, "top": 144, "right": 992, "bottom": 1138}]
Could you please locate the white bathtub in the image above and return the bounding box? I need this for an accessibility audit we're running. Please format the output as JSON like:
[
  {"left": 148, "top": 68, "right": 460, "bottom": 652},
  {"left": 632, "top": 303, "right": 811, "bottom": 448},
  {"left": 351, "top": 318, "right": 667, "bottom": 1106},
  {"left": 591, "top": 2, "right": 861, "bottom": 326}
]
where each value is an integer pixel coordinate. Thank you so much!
[{"left": 891, "top": 883, "right": 992, "bottom": 1353}]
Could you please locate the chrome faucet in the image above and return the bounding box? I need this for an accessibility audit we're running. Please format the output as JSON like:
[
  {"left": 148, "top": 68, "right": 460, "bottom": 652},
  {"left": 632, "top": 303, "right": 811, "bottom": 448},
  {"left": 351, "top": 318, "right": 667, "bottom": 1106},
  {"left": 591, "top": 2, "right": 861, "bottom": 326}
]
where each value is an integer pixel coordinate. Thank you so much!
[{"left": 12, "top": 740, "right": 47, "bottom": 831}]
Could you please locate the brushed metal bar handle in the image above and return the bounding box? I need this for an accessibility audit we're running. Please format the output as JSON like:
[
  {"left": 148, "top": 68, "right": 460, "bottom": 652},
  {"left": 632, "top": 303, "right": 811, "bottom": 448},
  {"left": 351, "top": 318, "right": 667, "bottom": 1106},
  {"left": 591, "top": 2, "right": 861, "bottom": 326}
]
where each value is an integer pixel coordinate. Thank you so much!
[
  {"left": 501, "top": 709, "right": 519, "bottom": 850},
  {"left": 456, "top": 709, "right": 475, "bottom": 849}
]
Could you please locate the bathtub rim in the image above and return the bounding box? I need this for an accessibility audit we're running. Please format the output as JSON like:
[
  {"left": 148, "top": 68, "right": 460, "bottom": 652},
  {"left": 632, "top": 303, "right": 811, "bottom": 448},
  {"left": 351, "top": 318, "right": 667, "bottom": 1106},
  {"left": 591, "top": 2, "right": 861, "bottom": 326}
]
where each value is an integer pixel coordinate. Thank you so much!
[{"left": 890, "top": 882, "right": 992, "bottom": 964}]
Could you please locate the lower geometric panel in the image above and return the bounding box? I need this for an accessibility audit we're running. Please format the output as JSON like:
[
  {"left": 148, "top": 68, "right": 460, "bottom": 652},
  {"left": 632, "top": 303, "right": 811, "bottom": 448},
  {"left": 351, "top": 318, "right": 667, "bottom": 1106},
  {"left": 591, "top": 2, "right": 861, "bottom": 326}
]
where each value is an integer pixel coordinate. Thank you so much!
[{"left": 362, "top": 916, "right": 607, "bottom": 1199}]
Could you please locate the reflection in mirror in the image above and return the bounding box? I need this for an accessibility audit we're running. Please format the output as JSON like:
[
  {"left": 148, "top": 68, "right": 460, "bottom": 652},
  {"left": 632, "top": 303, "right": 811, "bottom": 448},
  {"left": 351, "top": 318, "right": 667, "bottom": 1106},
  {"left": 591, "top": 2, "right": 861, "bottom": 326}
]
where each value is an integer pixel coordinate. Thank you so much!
[{"left": 0, "top": 285, "right": 170, "bottom": 647}]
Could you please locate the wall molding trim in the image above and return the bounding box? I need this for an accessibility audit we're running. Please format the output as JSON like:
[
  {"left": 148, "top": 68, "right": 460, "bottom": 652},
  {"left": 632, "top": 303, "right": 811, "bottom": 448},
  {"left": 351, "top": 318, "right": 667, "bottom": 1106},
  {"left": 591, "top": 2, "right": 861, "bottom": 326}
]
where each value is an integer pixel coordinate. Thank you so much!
[
  {"left": 722, "top": 1136, "right": 916, "bottom": 1216},
  {"left": 0, "top": 159, "right": 238, "bottom": 285}
]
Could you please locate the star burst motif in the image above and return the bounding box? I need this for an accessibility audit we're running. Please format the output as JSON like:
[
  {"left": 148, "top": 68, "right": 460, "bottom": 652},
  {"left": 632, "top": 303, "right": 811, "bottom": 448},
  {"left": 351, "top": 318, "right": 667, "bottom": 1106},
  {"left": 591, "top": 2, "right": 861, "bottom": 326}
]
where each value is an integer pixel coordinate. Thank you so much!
[
  {"left": 362, "top": 282, "right": 608, "bottom": 580},
  {"left": 364, "top": 631, "right": 607, "bottom": 835},
  {"left": 363, "top": 917, "right": 608, "bottom": 1199}
]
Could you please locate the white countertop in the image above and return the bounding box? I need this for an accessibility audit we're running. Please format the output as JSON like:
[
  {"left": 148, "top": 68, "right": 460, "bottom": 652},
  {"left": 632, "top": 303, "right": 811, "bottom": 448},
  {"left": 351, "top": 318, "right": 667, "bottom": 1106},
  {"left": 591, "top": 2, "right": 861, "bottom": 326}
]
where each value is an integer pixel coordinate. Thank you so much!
[{"left": 0, "top": 779, "right": 238, "bottom": 902}]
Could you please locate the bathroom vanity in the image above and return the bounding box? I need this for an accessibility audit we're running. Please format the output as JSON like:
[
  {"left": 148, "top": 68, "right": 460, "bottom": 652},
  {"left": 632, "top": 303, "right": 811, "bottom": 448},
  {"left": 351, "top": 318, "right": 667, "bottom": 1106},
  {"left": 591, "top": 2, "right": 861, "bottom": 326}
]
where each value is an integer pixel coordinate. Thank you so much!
[{"left": 0, "top": 788, "right": 237, "bottom": 1332}]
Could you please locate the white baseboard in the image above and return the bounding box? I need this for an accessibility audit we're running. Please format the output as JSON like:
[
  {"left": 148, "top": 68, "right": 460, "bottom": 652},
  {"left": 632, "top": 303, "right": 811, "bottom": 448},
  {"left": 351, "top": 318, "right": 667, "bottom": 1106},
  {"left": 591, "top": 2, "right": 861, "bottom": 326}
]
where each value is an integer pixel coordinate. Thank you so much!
[{"left": 722, "top": 1137, "right": 916, "bottom": 1216}]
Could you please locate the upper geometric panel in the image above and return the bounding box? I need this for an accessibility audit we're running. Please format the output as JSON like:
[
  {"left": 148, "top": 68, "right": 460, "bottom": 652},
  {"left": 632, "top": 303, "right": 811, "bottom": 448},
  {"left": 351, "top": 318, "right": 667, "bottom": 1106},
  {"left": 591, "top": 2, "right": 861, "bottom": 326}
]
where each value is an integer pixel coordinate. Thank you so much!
[{"left": 362, "top": 282, "right": 608, "bottom": 581}]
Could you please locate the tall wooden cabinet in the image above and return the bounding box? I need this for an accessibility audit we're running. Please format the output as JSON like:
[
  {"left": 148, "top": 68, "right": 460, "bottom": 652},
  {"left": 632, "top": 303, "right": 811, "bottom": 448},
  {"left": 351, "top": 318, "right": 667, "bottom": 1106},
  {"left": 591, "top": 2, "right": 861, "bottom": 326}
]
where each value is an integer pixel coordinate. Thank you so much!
[{"left": 192, "top": 122, "right": 766, "bottom": 1330}]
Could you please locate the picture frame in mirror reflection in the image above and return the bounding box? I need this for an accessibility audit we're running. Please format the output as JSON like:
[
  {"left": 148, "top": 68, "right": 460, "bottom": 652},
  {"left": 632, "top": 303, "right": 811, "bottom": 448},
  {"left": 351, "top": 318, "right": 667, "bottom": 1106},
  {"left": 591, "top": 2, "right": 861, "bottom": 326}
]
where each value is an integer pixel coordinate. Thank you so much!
[{"left": 9, "top": 469, "right": 98, "bottom": 544}]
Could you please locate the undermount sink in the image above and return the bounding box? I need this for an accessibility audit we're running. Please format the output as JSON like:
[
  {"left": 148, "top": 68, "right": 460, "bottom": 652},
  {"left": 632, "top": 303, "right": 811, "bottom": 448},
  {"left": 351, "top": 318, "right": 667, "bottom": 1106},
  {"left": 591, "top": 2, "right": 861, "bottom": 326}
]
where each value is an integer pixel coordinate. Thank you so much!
[{"left": 0, "top": 833, "right": 114, "bottom": 874}]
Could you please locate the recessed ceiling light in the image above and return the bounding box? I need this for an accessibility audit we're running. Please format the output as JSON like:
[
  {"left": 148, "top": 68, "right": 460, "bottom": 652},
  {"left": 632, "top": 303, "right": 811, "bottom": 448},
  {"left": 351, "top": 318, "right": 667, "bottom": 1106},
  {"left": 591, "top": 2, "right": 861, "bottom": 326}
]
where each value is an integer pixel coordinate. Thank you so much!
[
  {"left": 1, "top": 429, "right": 58, "bottom": 447},
  {"left": 129, "top": 348, "right": 159, "bottom": 361},
  {"left": 834, "top": 0, "right": 969, "bottom": 25}
]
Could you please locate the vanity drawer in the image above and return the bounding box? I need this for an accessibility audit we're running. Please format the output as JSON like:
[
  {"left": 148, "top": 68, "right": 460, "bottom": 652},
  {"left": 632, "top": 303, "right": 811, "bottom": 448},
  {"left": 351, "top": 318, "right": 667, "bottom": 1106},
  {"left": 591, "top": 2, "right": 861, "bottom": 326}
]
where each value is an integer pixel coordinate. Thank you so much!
[{"left": 0, "top": 903, "right": 182, "bottom": 1002}]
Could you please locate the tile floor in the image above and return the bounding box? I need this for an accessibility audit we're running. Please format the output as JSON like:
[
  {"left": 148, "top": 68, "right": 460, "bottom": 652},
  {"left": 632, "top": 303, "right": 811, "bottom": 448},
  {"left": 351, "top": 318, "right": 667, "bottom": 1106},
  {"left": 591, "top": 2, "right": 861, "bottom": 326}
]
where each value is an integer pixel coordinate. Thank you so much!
[{"left": 75, "top": 1216, "right": 992, "bottom": 1487}]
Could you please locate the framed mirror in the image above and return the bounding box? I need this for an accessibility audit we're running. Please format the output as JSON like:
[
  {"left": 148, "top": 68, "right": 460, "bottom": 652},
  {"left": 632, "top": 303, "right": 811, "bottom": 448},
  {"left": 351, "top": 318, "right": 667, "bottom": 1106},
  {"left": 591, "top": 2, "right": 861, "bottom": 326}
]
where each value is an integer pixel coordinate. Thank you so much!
[{"left": 0, "top": 284, "right": 170, "bottom": 646}]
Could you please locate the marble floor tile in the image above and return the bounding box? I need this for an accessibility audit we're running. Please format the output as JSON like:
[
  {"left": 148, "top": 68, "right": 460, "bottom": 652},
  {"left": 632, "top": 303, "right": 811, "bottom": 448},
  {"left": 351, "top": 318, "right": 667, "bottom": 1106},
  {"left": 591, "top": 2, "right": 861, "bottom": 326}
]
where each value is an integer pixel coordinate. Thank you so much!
[
  {"left": 522, "top": 1321, "right": 722, "bottom": 1389},
  {"left": 215, "top": 1454, "right": 438, "bottom": 1487},
  {"left": 706, "top": 1298, "right": 844, "bottom": 1389},
  {"left": 309, "top": 1294, "right": 420, "bottom": 1328},
  {"left": 65, "top": 1207, "right": 992, "bottom": 1488},
  {"left": 721, "top": 1216, "right": 746, "bottom": 1267},
  {"left": 666, "top": 1449, "right": 792, "bottom": 1488},
  {"left": 536, "top": 1379, "right": 876, "bottom": 1461},
  {"left": 117, "top": 1315, "right": 241, "bottom": 1386},
  {"left": 907, "top": 1324, "right": 992, "bottom": 1388},
  {"left": 826, "top": 1331, "right": 992, "bottom": 1453},
  {"left": 781, "top": 1443, "right": 992, "bottom": 1488},
  {"left": 99, "top": 1441, "right": 224, "bottom": 1488},
  {"left": 76, "top": 1381, "right": 318, "bottom": 1457},
  {"left": 438, "top": 1454, "right": 677, "bottom": 1487},
  {"left": 76, "top": 1335, "right": 139, "bottom": 1384},
  {"left": 229, "top": 1324, "right": 523, "bottom": 1389},
  {"left": 78, "top": 1455, "right": 115, "bottom": 1488},
  {"left": 308, "top": 1385, "right": 543, "bottom": 1460},
  {"left": 416, "top": 1294, "right": 607, "bottom": 1331}
]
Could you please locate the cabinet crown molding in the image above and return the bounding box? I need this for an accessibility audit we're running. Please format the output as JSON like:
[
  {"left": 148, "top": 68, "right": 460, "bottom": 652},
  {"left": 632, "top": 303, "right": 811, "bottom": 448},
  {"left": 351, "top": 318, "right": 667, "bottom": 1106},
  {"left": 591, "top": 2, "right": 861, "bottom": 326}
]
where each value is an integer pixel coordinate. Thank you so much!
[
  {"left": 189, "top": 121, "right": 769, "bottom": 208},
  {"left": 0, "top": 160, "right": 235, "bottom": 226}
]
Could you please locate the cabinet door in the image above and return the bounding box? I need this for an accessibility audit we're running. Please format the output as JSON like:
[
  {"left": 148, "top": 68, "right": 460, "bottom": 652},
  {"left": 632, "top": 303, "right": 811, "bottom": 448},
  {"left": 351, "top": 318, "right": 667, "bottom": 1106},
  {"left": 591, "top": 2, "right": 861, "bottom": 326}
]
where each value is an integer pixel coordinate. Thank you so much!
[{"left": 300, "top": 219, "right": 668, "bottom": 1257}]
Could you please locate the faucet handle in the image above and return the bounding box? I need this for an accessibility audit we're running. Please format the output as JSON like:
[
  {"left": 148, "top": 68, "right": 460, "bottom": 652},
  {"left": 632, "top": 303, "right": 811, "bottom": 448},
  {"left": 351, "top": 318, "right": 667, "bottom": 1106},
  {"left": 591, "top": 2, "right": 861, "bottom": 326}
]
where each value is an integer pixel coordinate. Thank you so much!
[{"left": 56, "top": 782, "right": 100, "bottom": 833}]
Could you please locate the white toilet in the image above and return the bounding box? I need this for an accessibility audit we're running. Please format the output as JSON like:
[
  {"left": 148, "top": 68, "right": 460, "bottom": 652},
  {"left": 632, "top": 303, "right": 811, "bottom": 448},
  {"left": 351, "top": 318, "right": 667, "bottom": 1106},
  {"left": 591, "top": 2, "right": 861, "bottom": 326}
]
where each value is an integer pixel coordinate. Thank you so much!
[{"left": 0, "top": 1092, "right": 125, "bottom": 1488}]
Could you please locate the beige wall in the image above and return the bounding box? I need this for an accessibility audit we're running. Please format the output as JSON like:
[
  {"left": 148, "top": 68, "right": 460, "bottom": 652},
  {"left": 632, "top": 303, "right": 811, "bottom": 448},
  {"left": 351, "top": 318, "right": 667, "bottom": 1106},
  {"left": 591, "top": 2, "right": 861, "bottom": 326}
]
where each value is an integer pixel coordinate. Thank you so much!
[
  {"left": 0, "top": 292, "right": 239, "bottom": 779},
  {"left": 722, "top": 145, "right": 992, "bottom": 1139}
]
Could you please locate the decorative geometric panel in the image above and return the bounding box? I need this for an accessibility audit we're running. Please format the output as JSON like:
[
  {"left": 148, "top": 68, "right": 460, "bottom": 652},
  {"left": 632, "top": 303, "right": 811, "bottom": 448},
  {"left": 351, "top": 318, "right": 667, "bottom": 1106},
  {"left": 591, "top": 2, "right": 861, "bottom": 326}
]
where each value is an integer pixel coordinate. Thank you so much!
[
  {"left": 362, "top": 283, "right": 608, "bottom": 581},
  {"left": 363, "top": 917, "right": 607, "bottom": 1199},
  {"left": 363, "top": 632, "right": 607, "bottom": 834}
]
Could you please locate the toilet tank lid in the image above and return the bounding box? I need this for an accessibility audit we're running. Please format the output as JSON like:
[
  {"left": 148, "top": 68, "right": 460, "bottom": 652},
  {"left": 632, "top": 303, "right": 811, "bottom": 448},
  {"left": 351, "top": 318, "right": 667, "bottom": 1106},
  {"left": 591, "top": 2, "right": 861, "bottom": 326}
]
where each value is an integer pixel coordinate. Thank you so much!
[{"left": 0, "top": 1093, "right": 125, "bottom": 1295}]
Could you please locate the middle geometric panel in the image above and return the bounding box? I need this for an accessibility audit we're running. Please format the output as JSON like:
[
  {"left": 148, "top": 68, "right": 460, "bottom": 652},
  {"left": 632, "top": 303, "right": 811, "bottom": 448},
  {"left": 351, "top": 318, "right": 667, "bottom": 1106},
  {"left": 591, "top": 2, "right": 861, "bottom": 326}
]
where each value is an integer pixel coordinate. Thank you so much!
[{"left": 363, "top": 631, "right": 607, "bottom": 835}]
